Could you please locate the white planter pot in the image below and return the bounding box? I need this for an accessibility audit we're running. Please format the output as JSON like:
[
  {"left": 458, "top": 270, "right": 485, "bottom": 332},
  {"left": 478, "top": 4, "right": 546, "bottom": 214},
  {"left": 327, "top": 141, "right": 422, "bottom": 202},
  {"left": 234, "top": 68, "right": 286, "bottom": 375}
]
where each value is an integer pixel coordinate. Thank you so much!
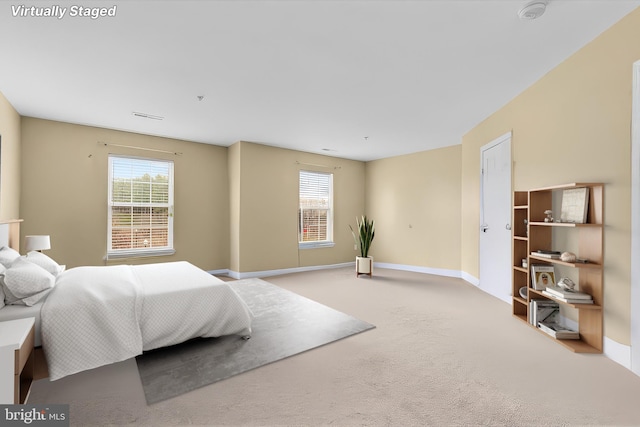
[{"left": 356, "top": 256, "right": 373, "bottom": 277}]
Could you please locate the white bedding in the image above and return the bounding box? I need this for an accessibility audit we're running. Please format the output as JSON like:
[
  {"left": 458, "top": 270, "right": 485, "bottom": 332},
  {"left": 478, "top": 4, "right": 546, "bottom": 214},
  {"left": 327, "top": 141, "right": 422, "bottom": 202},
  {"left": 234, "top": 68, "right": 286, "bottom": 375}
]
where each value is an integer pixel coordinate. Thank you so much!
[{"left": 41, "top": 261, "right": 252, "bottom": 381}]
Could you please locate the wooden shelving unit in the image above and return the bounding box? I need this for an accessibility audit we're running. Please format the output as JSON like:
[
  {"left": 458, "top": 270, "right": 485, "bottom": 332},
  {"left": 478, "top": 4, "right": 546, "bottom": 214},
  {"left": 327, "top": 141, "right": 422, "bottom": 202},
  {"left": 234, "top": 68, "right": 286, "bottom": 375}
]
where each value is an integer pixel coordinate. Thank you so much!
[
  {"left": 511, "top": 183, "right": 603, "bottom": 353},
  {"left": 512, "top": 191, "right": 529, "bottom": 323}
]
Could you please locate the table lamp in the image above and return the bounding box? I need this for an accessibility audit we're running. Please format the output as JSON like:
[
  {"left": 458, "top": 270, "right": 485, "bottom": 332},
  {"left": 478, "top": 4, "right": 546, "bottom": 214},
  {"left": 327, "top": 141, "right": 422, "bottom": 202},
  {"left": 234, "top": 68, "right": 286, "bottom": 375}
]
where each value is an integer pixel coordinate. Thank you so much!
[{"left": 24, "top": 235, "right": 51, "bottom": 252}]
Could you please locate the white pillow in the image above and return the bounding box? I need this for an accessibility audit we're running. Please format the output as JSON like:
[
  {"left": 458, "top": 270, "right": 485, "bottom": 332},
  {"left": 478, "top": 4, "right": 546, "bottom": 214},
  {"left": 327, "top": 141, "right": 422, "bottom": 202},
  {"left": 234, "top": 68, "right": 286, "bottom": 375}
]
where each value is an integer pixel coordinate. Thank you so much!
[
  {"left": 25, "top": 251, "right": 65, "bottom": 276},
  {"left": 1, "top": 271, "right": 22, "bottom": 305},
  {"left": 4, "top": 257, "right": 55, "bottom": 306},
  {"left": 0, "top": 246, "right": 21, "bottom": 268},
  {"left": 1, "top": 279, "right": 22, "bottom": 305}
]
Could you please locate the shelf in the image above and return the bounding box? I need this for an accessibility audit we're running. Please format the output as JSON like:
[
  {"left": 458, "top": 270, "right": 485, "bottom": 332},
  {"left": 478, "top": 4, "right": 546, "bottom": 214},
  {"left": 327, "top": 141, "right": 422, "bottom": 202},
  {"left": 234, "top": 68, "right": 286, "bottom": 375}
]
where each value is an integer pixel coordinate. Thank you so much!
[
  {"left": 529, "top": 289, "right": 601, "bottom": 310},
  {"left": 555, "top": 339, "right": 602, "bottom": 354},
  {"left": 538, "top": 329, "right": 602, "bottom": 353},
  {"left": 514, "top": 205, "right": 528, "bottom": 210},
  {"left": 513, "top": 313, "right": 602, "bottom": 353},
  {"left": 513, "top": 313, "right": 528, "bottom": 324},
  {"left": 513, "top": 266, "right": 528, "bottom": 273},
  {"left": 514, "top": 236, "right": 528, "bottom": 241},
  {"left": 513, "top": 296, "right": 527, "bottom": 306},
  {"left": 529, "top": 182, "right": 603, "bottom": 192},
  {"left": 528, "top": 255, "right": 602, "bottom": 269},
  {"left": 528, "top": 221, "right": 602, "bottom": 228}
]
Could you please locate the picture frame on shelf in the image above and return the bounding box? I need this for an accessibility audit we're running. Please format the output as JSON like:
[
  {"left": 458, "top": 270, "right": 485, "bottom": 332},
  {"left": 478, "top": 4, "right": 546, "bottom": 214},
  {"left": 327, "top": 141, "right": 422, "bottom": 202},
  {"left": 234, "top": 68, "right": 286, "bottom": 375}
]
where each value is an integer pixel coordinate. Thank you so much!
[
  {"left": 560, "top": 187, "right": 589, "bottom": 223},
  {"left": 531, "top": 264, "right": 556, "bottom": 290}
]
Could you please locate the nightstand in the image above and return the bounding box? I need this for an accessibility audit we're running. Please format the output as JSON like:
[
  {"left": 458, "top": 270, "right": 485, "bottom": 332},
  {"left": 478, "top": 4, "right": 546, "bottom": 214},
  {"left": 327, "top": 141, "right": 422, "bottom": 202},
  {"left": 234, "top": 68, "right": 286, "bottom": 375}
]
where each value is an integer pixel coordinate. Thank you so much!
[{"left": 0, "top": 317, "right": 35, "bottom": 404}]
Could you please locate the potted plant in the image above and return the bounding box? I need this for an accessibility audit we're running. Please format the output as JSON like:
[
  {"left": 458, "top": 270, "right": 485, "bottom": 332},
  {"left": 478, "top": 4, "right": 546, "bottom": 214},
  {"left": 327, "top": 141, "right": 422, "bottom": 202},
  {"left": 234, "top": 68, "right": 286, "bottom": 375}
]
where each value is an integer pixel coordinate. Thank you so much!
[{"left": 350, "top": 215, "right": 375, "bottom": 277}]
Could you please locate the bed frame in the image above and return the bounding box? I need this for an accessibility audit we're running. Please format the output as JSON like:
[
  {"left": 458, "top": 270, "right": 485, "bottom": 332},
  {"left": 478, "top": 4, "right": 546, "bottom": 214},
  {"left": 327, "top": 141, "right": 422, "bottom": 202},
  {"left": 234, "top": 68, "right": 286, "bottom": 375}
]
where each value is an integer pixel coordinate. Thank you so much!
[
  {"left": 0, "top": 219, "right": 23, "bottom": 252},
  {"left": 0, "top": 219, "right": 49, "bottom": 379}
]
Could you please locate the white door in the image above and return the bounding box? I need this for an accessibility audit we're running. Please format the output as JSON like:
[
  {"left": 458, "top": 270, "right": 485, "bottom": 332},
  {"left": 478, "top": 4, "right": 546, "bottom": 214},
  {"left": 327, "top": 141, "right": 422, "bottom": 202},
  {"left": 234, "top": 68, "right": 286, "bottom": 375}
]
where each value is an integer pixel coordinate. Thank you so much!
[
  {"left": 631, "top": 61, "right": 640, "bottom": 375},
  {"left": 479, "top": 133, "right": 512, "bottom": 303}
]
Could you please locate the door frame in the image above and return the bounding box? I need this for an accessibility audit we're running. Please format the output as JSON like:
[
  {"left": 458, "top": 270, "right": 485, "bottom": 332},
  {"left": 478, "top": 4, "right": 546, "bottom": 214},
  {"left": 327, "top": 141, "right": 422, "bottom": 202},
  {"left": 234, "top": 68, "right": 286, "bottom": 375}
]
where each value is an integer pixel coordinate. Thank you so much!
[
  {"left": 631, "top": 60, "right": 640, "bottom": 376},
  {"left": 479, "top": 131, "right": 512, "bottom": 303}
]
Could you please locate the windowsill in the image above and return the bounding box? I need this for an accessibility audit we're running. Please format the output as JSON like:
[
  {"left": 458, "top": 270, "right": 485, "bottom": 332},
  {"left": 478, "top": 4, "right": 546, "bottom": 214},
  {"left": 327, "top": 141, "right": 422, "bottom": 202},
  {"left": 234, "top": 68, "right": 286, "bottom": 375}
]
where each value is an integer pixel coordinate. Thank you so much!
[
  {"left": 298, "top": 241, "right": 335, "bottom": 250},
  {"left": 106, "top": 248, "right": 176, "bottom": 260}
]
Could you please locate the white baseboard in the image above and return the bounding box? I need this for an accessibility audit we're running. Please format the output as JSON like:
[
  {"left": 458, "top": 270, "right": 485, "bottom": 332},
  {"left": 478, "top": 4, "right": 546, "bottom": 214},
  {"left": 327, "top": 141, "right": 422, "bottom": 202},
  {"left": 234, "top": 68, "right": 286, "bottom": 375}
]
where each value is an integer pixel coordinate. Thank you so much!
[
  {"left": 207, "top": 268, "right": 232, "bottom": 276},
  {"left": 220, "top": 262, "right": 477, "bottom": 284},
  {"left": 461, "top": 271, "right": 480, "bottom": 287},
  {"left": 604, "top": 337, "right": 632, "bottom": 371},
  {"left": 373, "top": 262, "right": 464, "bottom": 279},
  {"left": 224, "top": 262, "right": 354, "bottom": 280}
]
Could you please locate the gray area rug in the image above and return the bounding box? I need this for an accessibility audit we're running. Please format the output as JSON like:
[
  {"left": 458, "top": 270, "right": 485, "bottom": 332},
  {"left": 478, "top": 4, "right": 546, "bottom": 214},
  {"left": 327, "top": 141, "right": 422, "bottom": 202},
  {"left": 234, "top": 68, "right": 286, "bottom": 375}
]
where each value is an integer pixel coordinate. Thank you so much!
[{"left": 135, "top": 278, "right": 375, "bottom": 404}]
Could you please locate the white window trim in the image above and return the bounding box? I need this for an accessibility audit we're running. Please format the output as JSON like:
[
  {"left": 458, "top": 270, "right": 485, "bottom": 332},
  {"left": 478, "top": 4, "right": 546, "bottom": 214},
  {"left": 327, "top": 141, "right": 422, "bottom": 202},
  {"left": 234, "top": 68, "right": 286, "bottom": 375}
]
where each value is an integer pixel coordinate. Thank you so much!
[
  {"left": 298, "top": 241, "right": 336, "bottom": 250},
  {"left": 106, "top": 248, "right": 176, "bottom": 260},
  {"left": 107, "top": 155, "right": 175, "bottom": 259},
  {"left": 298, "top": 170, "right": 334, "bottom": 249}
]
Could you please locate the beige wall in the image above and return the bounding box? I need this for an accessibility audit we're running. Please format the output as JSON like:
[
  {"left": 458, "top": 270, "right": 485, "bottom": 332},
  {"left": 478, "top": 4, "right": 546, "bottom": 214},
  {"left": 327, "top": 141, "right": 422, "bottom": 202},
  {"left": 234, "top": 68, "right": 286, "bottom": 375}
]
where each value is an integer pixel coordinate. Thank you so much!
[
  {"left": 18, "top": 120, "right": 364, "bottom": 274},
  {"left": 366, "top": 145, "right": 462, "bottom": 271},
  {"left": 461, "top": 7, "right": 640, "bottom": 345},
  {"left": 0, "top": 90, "right": 21, "bottom": 220},
  {"left": 231, "top": 141, "right": 365, "bottom": 273},
  {"left": 20, "top": 118, "right": 230, "bottom": 271}
]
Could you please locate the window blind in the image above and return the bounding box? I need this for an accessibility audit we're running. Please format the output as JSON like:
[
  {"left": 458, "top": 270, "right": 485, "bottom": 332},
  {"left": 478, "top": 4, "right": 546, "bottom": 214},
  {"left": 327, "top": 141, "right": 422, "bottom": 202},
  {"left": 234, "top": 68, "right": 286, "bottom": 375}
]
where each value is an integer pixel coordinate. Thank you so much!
[
  {"left": 299, "top": 170, "right": 333, "bottom": 243},
  {"left": 108, "top": 156, "right": 174, "bottom": 256}
]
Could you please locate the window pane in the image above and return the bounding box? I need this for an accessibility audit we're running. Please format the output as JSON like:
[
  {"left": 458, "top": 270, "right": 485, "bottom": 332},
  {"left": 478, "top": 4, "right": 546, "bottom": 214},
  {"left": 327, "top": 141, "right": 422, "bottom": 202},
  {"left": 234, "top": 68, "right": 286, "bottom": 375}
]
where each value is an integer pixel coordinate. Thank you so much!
[
  {"left": 151, "top": 183, "right": 169, "bottom": 203},
  {"left": 151, "top": 228, "right": 168, "bottom": 247},
  {"left": 132, "top": 206, "right": 151, "bottom": 226},
  {"left": 112, "top": 179, "right": 132, "bottom": 203},
  {"left": 300, "top": 209, "right": 328, "bottom": 241},
  {"left": 151, "top": 207, "right": 169, "bottom": 226},
  {"left": 112, "top": 206, "right": 132, "bottom": 227},
  {"left": 132, "top": 228, "right": 151, "bottom": 249},
  {"left": 132, "top": 181, "right": 150, "bottom": 204},
  {"left": 111, "top": 228, "right": 132, "bottom": 250}
]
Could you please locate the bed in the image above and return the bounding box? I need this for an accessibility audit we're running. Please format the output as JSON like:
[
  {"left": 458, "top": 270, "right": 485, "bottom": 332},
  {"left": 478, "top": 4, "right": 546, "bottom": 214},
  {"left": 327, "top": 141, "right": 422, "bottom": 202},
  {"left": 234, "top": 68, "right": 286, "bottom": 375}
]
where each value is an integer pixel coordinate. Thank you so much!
[{"left": 0, "top": 220, "right": 253, "bottom": 380}]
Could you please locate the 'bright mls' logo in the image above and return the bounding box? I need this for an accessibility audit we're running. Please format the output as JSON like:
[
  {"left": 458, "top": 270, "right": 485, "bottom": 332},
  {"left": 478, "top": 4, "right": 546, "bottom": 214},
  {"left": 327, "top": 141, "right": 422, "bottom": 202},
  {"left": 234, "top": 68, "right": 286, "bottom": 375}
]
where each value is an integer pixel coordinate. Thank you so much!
[{"left": 1, "top": 405, "right": 69, "bottom": 426}]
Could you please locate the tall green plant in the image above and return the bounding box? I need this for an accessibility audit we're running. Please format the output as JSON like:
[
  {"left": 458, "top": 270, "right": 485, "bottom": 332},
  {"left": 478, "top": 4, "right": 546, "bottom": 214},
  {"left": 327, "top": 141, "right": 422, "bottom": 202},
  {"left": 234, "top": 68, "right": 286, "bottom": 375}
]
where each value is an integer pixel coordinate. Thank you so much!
[{"left": 350, "top": 215, "right": 375, "bottom": 258}]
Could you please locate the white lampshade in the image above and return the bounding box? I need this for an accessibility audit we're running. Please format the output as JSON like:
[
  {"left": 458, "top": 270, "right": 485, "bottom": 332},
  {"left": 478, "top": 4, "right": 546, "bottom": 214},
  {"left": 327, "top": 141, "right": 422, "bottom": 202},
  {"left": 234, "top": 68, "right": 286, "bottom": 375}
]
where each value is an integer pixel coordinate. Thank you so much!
[{"left": 24, "top": 235, "right": 51, "bottom": 252}]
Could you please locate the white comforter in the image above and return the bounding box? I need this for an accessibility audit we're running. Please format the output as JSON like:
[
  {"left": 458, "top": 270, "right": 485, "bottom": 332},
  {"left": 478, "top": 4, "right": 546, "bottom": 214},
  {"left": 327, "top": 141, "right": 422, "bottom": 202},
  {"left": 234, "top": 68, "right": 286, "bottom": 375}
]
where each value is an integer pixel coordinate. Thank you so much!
[{"left": 41, "top": 261, "right": 252, "bottom": 381}]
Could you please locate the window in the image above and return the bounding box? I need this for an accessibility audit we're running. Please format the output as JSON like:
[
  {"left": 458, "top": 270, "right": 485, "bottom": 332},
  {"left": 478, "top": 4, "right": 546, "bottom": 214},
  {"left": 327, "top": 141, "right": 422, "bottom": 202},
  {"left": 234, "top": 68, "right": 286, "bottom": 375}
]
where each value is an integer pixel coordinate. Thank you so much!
[
  {"left": 108, "top": 155, "right": 175, "bottom": 258},
  {"left": 298, "top": 170, "right": 334, "bottom": 248}
]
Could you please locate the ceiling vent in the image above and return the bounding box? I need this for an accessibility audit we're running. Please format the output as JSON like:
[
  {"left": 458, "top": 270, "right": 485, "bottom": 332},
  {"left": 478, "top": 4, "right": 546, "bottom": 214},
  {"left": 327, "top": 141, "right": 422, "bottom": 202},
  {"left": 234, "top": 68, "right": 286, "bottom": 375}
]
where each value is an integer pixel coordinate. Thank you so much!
[
  {"left": 518, "top": 1, "right": 547, "bottom": 20},
  {"left": 132, "top": 112, "right": 164, "bottom": 121}
]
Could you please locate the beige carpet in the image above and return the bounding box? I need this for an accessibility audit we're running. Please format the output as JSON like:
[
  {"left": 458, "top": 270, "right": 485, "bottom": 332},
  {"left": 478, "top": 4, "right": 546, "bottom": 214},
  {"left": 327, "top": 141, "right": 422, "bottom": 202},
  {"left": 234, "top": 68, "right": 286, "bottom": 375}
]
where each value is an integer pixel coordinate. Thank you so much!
[
  {"left": 29, "top": 267, "right": 640, "bottom": 426},
  {"left": 136, "top": 278, "right": 374, "bottom": 404}
]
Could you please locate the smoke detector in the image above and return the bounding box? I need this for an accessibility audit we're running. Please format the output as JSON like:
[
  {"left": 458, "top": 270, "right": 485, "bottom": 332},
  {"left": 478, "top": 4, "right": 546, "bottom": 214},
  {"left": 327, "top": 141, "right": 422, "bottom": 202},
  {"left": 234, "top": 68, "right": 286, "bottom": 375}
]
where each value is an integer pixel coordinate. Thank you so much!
[{"left": 518, "top": 1, "right": 547, "bottom": 20}]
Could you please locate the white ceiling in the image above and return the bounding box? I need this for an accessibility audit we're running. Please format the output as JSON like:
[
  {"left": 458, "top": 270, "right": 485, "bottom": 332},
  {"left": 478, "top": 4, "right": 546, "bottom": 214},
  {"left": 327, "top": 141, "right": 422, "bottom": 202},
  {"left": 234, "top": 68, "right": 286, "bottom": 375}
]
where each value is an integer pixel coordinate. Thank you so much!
[{"left": 1, "top": 1, "right": 639, "bottom": 161}]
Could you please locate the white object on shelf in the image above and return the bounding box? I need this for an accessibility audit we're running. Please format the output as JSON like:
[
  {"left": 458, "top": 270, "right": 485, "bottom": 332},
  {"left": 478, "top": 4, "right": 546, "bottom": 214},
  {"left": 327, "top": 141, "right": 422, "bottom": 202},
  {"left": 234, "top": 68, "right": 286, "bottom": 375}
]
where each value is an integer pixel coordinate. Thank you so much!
[{"left": 560, "top": 187, "right": 589, "bottom": 223}]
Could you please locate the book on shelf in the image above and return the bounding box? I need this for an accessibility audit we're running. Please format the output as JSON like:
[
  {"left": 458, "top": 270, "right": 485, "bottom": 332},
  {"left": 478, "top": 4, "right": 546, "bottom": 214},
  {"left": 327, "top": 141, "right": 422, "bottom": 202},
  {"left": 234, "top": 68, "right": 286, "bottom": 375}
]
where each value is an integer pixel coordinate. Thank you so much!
[
  {"left": 530, "top": 264, "right": 556, "bottom": 290},
  {"left": 531, "top": 250, "right": 561, "bottom": 259},
  {"left": 536, "top": 250, "right": 561, "bottom": 255},
  {"left": 538, "top": 321, "right": 580, "bottom": 339},
  {"left": 542, "top": 291, "right": 594, "bottom": 304},
  {"left": 529, "top": 299, "right": 559, "bottom": 326},
  {"left": 544, "top": 285, "right": 592, "bottom": 300}
]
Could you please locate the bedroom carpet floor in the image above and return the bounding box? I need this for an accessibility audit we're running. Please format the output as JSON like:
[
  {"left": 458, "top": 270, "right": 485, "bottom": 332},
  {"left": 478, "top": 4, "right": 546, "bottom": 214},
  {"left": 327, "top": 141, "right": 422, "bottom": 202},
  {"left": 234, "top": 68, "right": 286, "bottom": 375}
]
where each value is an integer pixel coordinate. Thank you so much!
[
  {"left": 28, "top": 267, "right": 640, "bottom": 426},
  {"left": 136, "top": 278, "right": 374, "bottom": 404}
]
